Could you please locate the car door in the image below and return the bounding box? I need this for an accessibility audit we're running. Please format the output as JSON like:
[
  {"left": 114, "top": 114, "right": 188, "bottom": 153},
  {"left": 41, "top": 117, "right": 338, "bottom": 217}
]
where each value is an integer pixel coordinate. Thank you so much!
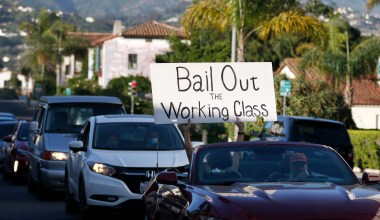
[
  {"left": 70, "top": 121, "right": 91, "bottom": 198},
  {"left": 28, "top": 106, "right": 45, "bottom": 180}
]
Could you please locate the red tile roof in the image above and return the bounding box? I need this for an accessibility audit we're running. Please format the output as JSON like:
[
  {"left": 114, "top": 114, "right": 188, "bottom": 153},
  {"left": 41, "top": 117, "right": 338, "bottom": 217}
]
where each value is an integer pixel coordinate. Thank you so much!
[
  {"left": 122, "top": 20, "right": 185, "bottom": 39},
  {"left": 275, "top": 58, "right": 380, "bottom": 105},
  {"left": 274, "top": 58, "right": 322, "bottom": 81},
  {"left": 352, "top": 78, "right": 380, "bottom": 105},
  {"left": 66, "top": 32, "right": 117, "bottom": 46}
]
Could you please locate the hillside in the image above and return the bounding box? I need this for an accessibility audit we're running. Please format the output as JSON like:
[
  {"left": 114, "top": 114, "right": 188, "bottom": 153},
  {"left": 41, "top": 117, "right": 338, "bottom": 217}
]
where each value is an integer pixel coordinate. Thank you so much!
[{"left": 20, "top": 0, "right": 192, "bottom": 27}]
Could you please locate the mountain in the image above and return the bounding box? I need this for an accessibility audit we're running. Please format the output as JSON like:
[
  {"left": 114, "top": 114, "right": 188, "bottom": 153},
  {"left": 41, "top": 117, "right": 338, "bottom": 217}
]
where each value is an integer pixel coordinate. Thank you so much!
[
  {"left": 20, "top": 0, "right": 192, "bottom": 27},
  {"left": 322, "top": 0, "right": 380, "bottom": 14}
]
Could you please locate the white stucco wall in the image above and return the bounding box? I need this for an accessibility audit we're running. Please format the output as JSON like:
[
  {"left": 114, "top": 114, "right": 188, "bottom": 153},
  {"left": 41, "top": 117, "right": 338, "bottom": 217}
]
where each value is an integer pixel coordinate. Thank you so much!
[
  {"left": 279, "top": 66, "right": 296, "bottom": 79},
  {"left": 352, "top": 105, "right": 380, "bottom": 129},
  {"left": 0, "top": 70, "right": 33, "bottom": 94},
  {"left": 99, "top": 37, "right": 172, "bottom": 87}
]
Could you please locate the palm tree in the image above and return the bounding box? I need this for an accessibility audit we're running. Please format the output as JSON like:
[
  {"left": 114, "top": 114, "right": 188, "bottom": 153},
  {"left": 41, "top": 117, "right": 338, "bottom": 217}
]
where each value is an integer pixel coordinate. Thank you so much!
[
  {"left": 182, "top": 0, "right": 327, "bottom": 62},
  {"left": 19, "top": 9, "right": 75, "bottom": 94},
  {"left": 300, "top": 17, "right": 380, "bottom": 106},
  {"left": 367, "top": 0, "right": 380, "bottom": 11}
]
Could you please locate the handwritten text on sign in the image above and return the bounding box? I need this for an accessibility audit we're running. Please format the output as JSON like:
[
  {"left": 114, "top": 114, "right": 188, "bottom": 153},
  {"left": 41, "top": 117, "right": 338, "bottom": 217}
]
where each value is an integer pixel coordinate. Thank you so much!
[{"left": 150, "top": 62, "right": 277, "bottom": 124}]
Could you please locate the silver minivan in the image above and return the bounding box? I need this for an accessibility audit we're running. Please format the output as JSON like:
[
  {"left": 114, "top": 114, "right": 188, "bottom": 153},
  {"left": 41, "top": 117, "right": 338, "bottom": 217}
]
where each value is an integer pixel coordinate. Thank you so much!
[{"left": 27, "top": 96, "right": 126, "bottom": 200}]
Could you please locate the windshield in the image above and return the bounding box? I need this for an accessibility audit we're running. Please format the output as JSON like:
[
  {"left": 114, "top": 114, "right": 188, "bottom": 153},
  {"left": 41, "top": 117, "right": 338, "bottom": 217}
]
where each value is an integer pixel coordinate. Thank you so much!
[
  {"left": 93, "top": 122, "right": 185, "bottom": 151},
  {"left": 195, "top": 145, "right": 358, "bottom": 186},
  {"left": 0, "top": 123, "right": 17, "bottom": 138},
  {"left": 45, "top": 103, "right": 125, "bottom": 133},
  {"left": 293, "top": 120, "right": 351, "bottom": 146}
]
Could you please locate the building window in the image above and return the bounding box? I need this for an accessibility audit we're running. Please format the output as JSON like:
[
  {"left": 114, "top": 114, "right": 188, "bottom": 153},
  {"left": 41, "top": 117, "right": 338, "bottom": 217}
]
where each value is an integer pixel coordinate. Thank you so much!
[{"left": 128, "top": 54, "right": 138, "bottom": 70}]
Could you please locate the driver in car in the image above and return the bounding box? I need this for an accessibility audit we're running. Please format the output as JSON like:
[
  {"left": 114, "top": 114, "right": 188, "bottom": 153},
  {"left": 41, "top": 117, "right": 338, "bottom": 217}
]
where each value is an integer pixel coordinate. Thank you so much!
[{"left": 289, "top": 152, "right": 310, "bottom": 181}]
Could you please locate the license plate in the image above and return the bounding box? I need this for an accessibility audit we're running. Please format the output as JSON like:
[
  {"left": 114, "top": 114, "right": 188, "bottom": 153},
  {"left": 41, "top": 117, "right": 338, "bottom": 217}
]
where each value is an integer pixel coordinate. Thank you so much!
[{"left": 139, "top": 182, "right": 149, "bottom": 193}]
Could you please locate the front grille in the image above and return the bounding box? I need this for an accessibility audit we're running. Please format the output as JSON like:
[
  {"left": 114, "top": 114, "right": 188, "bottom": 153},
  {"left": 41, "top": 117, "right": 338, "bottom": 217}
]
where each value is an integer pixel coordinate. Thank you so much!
[{"left": 112, "top": 167, "right": 166, "bottom": 194}]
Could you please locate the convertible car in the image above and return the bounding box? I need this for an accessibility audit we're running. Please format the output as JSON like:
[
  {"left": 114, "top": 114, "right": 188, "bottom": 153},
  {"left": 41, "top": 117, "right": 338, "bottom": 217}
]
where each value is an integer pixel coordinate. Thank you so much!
[{"left": 142, "top": 141, "right": 380, "bottom": 220}]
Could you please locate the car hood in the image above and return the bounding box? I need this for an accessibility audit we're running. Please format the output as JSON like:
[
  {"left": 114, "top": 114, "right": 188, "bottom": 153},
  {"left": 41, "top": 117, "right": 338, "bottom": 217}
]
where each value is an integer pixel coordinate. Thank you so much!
[
  {"left": 89, "top": 149, "right": 188, "bottom": 168},
  {"left": 44, "top": 133, "right": 78, "bottom": 152},
  {"left": 195, "top": 182, "right": 380, "bottom": 219}
]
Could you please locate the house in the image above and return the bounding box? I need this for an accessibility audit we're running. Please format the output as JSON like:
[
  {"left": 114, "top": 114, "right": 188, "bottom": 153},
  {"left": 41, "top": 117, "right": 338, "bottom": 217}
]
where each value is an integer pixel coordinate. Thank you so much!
[
  {"left": 62, "top": 32, "right": 117, "bottom": 85},
  {"left": 62, "top": 20, "right": 186, "bottom": 88},
  {"left": 275, "top": 58, "right": 380, "bottom": 129},
  {"left": 0, "top": 69, "right": 33, "bottom": 95},
  {"left": 97, "top": 20, "right": 186, "bottom": 87}
]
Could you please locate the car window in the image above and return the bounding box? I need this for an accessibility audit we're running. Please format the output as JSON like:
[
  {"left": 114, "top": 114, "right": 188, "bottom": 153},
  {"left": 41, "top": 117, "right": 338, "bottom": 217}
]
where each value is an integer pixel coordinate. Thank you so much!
[
  {"left": 17, "top": 123, "right": 30, "bottom": 141},
  {"left": 0, "top": 123, "right": 17, "bottom": 138},
  {"left": 93, "top": 122, "right": 185, "bottom": 151},
  {"left": 293, "top": 120, "right": 351, "bottom": 145},
  {"left": 195, "top": 145, "right": 358, "bottom": 186},
  {"left": 45, "top": 103, "right": 124, "bottom": 133},
  {"left": 260, "top": 121, "right": 284, "bottom": 137}
]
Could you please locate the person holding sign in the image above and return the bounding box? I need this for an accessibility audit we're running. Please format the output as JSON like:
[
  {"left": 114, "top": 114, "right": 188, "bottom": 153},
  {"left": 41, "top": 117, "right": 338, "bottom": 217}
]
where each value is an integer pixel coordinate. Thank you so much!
[{"left": 183, "top": 117, "right": 245, "bottom": 162}]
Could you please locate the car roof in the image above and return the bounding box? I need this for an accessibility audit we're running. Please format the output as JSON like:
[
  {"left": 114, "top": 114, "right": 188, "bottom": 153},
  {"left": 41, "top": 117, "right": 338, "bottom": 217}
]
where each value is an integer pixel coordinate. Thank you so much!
[
  {"left": 39, "top": 96, "right": 123, "bottom": 104},
  {"left": 277, "top": 115, "right": 344, "bottom": 125},
  {"left": 0, "top": 116, "right": 17, "bottom": 121},
  {"left": 93, "top": 114, "right": 155, "bottom": 123},
  {"left": 198, "top": 141, "right": 330, "bottom": 150},
  {"left": 0, "top": 121, "right": 18, "bottom": 126},
  {"left": 0, "top": 112, "right": 16, "bottom": 118}
]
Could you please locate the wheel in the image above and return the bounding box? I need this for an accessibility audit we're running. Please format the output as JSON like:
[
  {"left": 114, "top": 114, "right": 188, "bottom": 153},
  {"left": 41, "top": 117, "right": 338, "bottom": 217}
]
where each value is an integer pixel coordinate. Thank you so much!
[
  {"left": 79, "top": 182, "right": 94, "bottom": 220},
  {"left": 27, "top": 171, "right": 37, "bottom": 193},
  {"left": 37, "top": 169, "right": 49, "bottom": 200},
  {"left": 65, "top": 171, "right": 79, "bottom": 214}
]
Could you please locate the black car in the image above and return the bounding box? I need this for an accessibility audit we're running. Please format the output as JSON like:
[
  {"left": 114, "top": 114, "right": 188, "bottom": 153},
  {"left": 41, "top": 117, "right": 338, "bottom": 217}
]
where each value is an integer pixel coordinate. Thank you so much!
[
  {"left": 255, "top": 115, "right": 354, "bottom": 168},
  {"left": 0, "top": 121, "right": 18, "bottom": 170}
]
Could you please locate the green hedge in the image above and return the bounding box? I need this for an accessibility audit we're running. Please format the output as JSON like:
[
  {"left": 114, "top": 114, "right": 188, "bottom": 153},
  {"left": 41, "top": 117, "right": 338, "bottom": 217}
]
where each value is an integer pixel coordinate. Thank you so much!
[{"left": 348, "top": 130, "right": 380, "bottom": 170}]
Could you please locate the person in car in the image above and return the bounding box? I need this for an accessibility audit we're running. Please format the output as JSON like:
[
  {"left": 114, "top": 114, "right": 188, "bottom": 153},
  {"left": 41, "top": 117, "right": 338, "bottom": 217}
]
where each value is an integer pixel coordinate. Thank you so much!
[
  {"left": 288, "top": 152, "right": 310, "bottom": 180},
  {"left": 104, "top": 134, "right": 119, "bottom": 148},
  {"left": 268, "top": 152, "right": 311, "bottom": 181},
  {"left": 145, "top": 129, "right": 159, "bottom": 148}
]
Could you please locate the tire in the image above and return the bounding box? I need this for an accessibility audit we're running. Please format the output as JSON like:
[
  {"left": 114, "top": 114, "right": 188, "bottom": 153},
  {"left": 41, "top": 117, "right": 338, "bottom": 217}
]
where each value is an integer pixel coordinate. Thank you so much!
[
  {"left": 37, "top": 169, "right": 49, "bottom": 200},
  {"left": 27, "top": 171, "right": 37, "bottom": 193},
  {"left": 65, "top": 172, "right": 79, "bottom": 214},
  {"left": 79, "top": 182, "right": 94, "bottom": 220}
]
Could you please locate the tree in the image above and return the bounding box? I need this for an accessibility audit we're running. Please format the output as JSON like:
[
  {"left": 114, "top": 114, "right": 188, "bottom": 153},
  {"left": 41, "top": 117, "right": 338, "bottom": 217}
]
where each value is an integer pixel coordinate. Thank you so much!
[
  {"left": 299, "top": 16, "right": 380, "bottom": 106},
  {"left": 19, "top": 9, "right": 76, "bottom": 95},
  {"left": 182, "top": 0, "right": 327, "bottom": 62},
  {"left": 273, "top": 75, "right": 355, "bottom": 127}
]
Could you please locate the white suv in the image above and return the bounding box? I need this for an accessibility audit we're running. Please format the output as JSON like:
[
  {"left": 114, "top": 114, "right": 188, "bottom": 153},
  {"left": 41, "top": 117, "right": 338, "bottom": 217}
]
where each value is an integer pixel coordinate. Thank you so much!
[{"left": 65, "top": 114, "right": 189, "bottom": 219}]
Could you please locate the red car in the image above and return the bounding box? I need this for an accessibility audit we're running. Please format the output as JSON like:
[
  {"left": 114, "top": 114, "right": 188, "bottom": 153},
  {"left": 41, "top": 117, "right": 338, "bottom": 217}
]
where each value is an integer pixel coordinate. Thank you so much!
[
  {"left": 142, "top": 141, "right": 380, "bottom": 220},
  {"left": 3, "top": 121, "right": 30, "bottom": 184}
]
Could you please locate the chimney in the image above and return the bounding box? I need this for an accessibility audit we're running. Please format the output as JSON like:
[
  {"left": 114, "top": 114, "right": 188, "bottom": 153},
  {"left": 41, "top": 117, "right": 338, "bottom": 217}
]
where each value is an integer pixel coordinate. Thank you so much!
[{"left": 113, "top": 20, "right": 124, "bottom": 35}]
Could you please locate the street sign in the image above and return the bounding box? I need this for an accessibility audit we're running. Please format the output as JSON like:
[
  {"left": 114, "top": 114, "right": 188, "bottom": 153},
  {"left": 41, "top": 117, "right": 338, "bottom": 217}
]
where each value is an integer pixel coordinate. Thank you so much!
[
  {"left": 280, "top": 80, "right": 291, "bottom": 96},
  {"left": 65, "top": 88, "right": 72, "bottom": 96}
]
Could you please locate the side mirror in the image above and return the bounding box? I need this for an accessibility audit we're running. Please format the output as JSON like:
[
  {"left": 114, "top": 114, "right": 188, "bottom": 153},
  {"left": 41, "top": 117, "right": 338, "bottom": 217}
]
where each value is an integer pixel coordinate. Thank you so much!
[
  {"left": 191, "top": 141, "right": 204, "bottom": 149},
  {"left": 362, "top": 172, "right": 380, "bottom": 184},
  {"left": 156, "top": 172, "right": 178, "bottom": 185},
  {"left": 2, "top": 134, "right": 12, "bottom": 142},
  {"left": 69, "top": 140, "right": 84, "bottom": 152}
]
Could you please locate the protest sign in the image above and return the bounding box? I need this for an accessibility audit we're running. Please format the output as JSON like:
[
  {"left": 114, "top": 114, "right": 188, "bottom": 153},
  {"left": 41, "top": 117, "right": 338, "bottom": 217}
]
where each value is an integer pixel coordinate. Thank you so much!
[{"left": 150, "top": 62, "right": 277, "bottom": 124}]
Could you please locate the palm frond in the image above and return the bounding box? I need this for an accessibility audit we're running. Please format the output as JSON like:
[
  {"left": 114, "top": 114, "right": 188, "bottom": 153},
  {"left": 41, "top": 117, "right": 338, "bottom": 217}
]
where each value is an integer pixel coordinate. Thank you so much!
[
  {"left": 367, "top": 0, "right": 380, "bottom": 11},
  {"left": 182, "top": 0, "right": 232, "bottom": 34},
  {"left": 257, "top": 10, "right": 328, "bottom": 48}
]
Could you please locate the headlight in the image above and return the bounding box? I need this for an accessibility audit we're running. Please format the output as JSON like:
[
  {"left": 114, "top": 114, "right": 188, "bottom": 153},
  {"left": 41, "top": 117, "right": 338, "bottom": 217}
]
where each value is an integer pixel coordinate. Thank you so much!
[
  {"left": 43, "top": 151, "right": 68, "bottom": 161},
  {"left": 87, "top": 161, "right": 116, "bottom": 176}
]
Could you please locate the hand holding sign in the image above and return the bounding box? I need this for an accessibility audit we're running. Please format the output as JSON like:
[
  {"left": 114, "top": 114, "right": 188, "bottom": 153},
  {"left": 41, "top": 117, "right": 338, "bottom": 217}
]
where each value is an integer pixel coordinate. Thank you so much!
[{"left": 150, "top": 62, "right": 277, "bottom": 124}]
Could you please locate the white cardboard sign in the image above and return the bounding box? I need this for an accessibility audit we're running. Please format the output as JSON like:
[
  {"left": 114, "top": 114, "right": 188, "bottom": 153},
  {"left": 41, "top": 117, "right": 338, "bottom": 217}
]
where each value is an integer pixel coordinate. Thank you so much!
[{"left": 150, "top": 62, "right": 277, "bottom": 124}]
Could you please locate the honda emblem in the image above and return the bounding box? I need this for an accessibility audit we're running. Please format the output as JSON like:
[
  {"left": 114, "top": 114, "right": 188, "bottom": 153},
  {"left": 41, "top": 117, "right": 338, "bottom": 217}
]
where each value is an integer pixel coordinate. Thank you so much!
[{"left": 145, "top": 170, "right": 156, "bottom": 178}]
